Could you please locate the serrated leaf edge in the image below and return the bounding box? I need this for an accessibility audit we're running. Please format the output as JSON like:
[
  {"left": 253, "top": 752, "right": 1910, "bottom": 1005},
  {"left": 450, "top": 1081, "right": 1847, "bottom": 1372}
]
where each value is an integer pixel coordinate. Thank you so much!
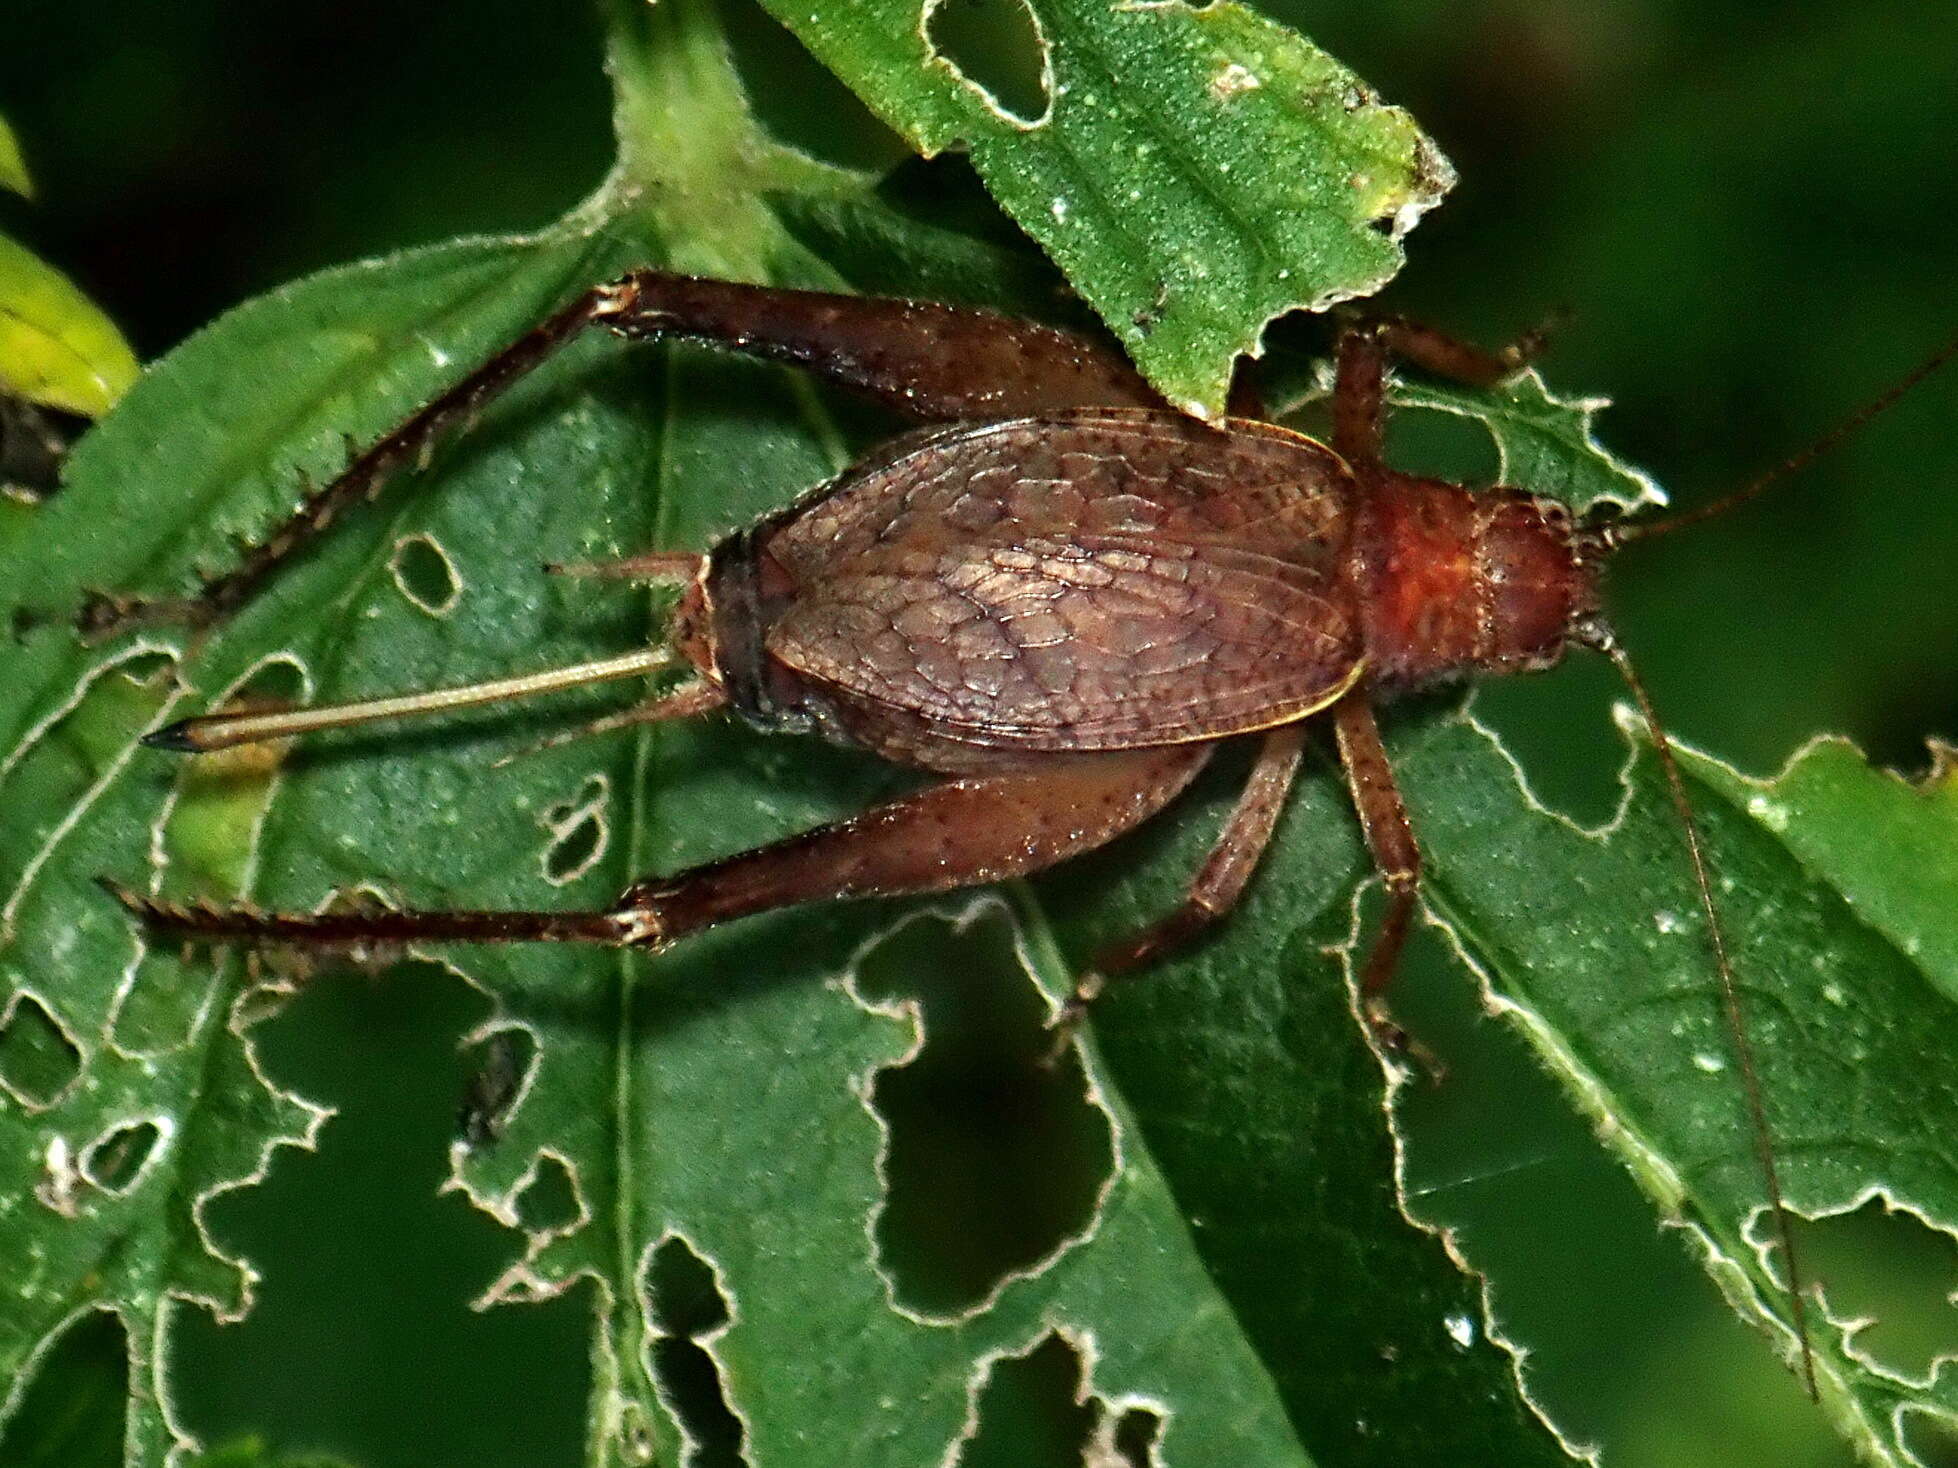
[
  {"left": 1376, "top": 699, "right": 1958, "bottom": 1468},
  {"left": 1331, "top": 878, "right": 1605, "bottom": 1468}
]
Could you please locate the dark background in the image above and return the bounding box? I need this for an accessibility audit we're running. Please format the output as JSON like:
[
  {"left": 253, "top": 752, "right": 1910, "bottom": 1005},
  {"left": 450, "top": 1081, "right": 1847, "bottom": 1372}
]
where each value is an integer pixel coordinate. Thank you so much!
[{"left": 3, "top": 1, "right": 1954, "bottom": 1465}]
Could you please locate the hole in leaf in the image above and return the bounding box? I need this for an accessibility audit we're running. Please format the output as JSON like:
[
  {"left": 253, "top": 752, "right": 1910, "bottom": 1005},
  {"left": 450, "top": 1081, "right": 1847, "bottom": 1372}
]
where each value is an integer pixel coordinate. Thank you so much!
[
  {"left": 924, "top": 0, "right": 1052, "bottom": 126},
  {"left": 541, "top": 775, "right": 608, "bottom": 886},
  {"left": 716, "top": 0, "right": 907, "bottom": 172},
  {"left": 1901, "top": 1407, "right": 1958, "bottom": 1468},
  {"left": 644, "top": 1234, "right": 746, "bottom": 1468},
  {"left": 1110, "top": 1405, "right": 1165, "bottom": 1467},
  {"left": 1386, "top": 404, "right": 1501, "bottom": 486},
  {"left": 857, "top": 908, "right": 1114, "bottom": 1317},
  {"left": 514, "top": 1154, "right": 580, "bottom": 1234},
  {"left": 0, "top": 992, "right": 82, "bottom": 1107},
  {"left": 0, "top": 1308, "right": 126, "bottom": 1466},
  {"left": 546, "top": 811, "right": 603, "bottom": 882},
  {"left": 1794, "top": 1198, "right": 1958, "bottom": 1383},
  {"left": 390, "top": 532, "right": 460, "bottom": 616},
  {"left": 171, "top": 960, "right": 588, "bottom": 1462},
  {"left": 956, "top": 1332, "right": 1095, "bottom": 1468},
  {"left": 82, "top": 1119, "right": 163, "bottom": 1193},
  {"left": 458, "top": 1027, "right": 533, "bottom": 1147}
]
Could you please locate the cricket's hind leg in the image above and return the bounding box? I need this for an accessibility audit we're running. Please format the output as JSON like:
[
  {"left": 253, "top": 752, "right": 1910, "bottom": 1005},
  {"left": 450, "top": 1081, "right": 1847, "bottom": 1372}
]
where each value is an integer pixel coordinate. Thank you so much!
[
  {"left": 85, "top": 273, "right": 1164, "bottom": 637},
  {"left": 120, "top": 744, "right": 1212, "bottom": 956}
]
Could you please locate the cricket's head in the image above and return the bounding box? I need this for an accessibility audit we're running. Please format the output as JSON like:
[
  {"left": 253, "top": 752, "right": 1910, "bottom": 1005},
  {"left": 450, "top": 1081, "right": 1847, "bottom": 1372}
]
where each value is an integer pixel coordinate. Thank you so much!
[
  {"left": 1479, "top": 489, "right": 1612, "bottom": 671},
  {"left": 1355, "top": 475, "right": 1606, "bottom": 686}
]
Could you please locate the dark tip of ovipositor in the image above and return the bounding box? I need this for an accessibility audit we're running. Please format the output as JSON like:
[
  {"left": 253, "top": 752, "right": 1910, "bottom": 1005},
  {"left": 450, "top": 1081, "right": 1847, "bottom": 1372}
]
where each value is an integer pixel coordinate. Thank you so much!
[{"left": 140, "top": 721, "right": 201, "bottom": 753}]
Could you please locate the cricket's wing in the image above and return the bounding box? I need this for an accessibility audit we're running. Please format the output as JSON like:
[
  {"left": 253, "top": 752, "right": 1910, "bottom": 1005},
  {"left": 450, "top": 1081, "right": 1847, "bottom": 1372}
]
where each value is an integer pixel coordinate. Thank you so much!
[{"left": 762, "top": 411, "right": 1364, "bottom": 750}]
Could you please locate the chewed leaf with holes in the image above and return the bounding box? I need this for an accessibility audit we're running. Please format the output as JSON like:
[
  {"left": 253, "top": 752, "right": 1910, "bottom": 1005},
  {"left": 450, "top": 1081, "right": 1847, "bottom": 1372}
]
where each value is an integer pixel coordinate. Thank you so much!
[
  {"left": 1036, "top": 696, "right": 1958, "bottom": 1465},
  {"left": 0, "top": 195, "right": 1374, "bottom": 1458},
  {"left": 760, "top": 0, "right": 1451, "bottom": 416},
  {"left": 1265, "top": 355, "right": 1665, "bottom": 516},
  {"left": 4, "top": 7, "right": 1951, "bottom": 1468},
  {"left": 0, "top": 226, "right": 634, "bottom": 1458},
  {"left": 1380, "top": 368, "right": 1663, "bottom": 515},
  {"left": 0, "top": 45, "right": 1412, "bottom": 1464},
  {"left": 1404, "top": 721, "right": 1958, "bottom": 1461}
]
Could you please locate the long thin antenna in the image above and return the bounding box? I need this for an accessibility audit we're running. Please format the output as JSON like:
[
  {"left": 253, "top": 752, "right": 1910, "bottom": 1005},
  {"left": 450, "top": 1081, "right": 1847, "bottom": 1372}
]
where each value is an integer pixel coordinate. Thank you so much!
[
  {"left": 142, "top": 646, "right": 673, "bottom": 754},
  {"left": 1589, "top": 624, "right": 1818, "bottom": 1399},
  {"left": 1615, "top": 331, "right": 1958, "bottom": 544}
]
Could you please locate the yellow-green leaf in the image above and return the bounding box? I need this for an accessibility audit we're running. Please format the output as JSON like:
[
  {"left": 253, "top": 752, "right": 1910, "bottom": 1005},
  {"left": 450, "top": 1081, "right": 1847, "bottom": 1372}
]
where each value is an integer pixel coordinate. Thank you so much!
[
  {"left": 0, "top": 235, "right": 138, "bottom": 417},
  {"left": 0, "top": 116, "right": 31, "bottom": 198}
]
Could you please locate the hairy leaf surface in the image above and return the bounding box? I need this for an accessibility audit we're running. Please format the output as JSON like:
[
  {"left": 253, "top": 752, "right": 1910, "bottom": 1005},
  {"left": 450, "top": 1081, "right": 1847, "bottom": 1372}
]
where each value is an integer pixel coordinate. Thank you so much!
[{"left": 758, "top": 0, "right": 1452, "bottom": 417}]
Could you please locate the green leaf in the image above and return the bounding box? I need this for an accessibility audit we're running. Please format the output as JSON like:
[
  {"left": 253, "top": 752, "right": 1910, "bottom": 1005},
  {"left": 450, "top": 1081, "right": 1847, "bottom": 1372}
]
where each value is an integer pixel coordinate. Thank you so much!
[
  {"left": 0, "top": 220, "right": 1331, "bottom": 1466},
  {"left": 0, "top": 115, "right": 30, "bottom": 198},
  {"left": 1399, "top": 716, "right": 1958, "bottom": 1465},
  {"left": 0, "top": 6, "right": 1531, "bottom": 1463},
  {"left": 5, "top": 3, "right": 1949, "bottom": 1466},
  {"left": 1043, "top": 699, "right": 1958, "bottom": 1467},
  {"left": 1377, "top": 367, "right": 1663, "bottom": 514},
  {"left": 0, "top": 234, "right": 139, "bottom": 418},
  {"left": 1267, "top": 353, "right": 1664, "bottom": 515},
  {"left": 757, "top": 0, "right": 1451, "bottom": 417},
  {"left": 1698, "top": 736, "right": 1958, "bottom": 1000}
]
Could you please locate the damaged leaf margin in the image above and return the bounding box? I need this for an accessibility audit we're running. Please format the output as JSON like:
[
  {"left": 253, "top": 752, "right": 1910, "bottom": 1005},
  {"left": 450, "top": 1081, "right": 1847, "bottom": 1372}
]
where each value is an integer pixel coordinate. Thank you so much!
[
  {"left": 757, "top": 0, "right": 1453, "bottom": 416},
  {"left": 11, "top": 5, "right": 1942, "bottom": 1464},
  {"left": 837, "top": 899, "right": 1122, "bottom": 1326},
  {"left": 0, "top": 640, "right": 331, "bottom": 1463},
  {"left": 1369, "top": 698, "right": 1958, "bottom": 1468},
  {"left": 941, "top": 1318, "right": 1168, "bottom": 1468},
  {"left": 431, "top": 889, "right": 1319, "bottom": 1466}
]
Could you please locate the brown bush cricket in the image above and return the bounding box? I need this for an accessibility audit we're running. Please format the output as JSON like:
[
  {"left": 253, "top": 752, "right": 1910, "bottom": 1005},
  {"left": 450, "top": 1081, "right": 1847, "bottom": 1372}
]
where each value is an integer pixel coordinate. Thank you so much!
[{"left": 102, "top": 269, "right": 1958, "bottom": 1394}]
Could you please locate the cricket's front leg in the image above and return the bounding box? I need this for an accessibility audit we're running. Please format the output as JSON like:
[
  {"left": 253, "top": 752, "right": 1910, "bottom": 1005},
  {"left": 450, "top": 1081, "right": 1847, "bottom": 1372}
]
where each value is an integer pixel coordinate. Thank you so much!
[
  {"left": 601, "top": 272, "right": 1164, "bottom": 420},
  {"left": 1329, "top": 313, "right": 1550, "bottom": 470},
  {"left": 118, "top": 745, "right": 1211, "bottom": 953},
  {"left": 1331, "top": 694, "right": 1426, "bottom": 1054}
]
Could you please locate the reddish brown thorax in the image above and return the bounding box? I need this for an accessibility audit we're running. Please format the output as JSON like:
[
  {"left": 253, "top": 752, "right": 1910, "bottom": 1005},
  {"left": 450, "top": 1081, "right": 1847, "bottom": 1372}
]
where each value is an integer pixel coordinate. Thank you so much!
[{"left": 1345, "top": 470, "right": 1606, "bottom": 689}]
